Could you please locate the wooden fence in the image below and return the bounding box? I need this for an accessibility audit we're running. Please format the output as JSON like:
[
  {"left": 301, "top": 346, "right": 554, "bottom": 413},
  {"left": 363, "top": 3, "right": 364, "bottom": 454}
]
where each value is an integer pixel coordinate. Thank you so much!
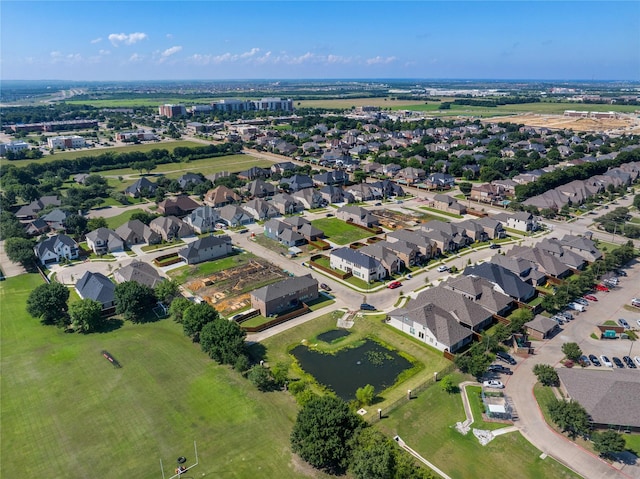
[
  {"left": 241, "top": 304, "right": 310, "bottom": 333},
  {"left": 309, "top": 255, "right": 352, "bottom": 280}
]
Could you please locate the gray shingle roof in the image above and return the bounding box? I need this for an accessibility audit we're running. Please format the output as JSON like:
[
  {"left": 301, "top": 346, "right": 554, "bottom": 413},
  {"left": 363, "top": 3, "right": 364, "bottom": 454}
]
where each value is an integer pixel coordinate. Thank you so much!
[
  {"left": 251, "top": 274, "right": 317, "bottom": 303},
  {"left": 331, "top": 247, "right": 382, "bottom": 269},
  {"left": 114, "top": 261, "right": 164, "bottom": 288},
  {"left": 76, "top": 271, "right": 115, "bottom": 306},
  {"left": 464, "top": 262, "right": 535, "bottom": 301},
  {"left": 179, "top": 235, "right": 231, "bottom": 261}
]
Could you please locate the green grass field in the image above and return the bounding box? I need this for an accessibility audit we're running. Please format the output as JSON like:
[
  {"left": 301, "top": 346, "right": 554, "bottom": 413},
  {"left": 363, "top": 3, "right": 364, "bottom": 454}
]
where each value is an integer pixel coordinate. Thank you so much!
[
  {"left": 168, "top": 252, "right": 256, "bottom": 284},
  {"left": 376, "top": 373, "right": 580, "bottom": 479},
  {"left": 104, "top": 208, "right": 147, "bottom": 229},
  {"left": 310, "top": 217, "right": 374, "bottom": 245},
  {"left": 390, "top": 101, "right": 639, "bottom": 116},
  {"left": 7, "top": 140, "right": 203, "bottom": 168},
  {"left": 0, "top": 274, "right": 313, "bottom": 479}
]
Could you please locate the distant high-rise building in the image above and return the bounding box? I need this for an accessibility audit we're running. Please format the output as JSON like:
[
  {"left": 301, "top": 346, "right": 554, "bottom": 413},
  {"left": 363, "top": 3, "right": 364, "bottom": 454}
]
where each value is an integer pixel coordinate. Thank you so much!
[{"left": 158, "top": 104, "right": 186, "bottom": 117}]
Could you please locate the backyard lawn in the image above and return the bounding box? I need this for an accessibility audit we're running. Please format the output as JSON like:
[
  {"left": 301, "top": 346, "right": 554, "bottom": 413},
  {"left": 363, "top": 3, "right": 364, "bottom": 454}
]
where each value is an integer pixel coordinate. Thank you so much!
[
  {"left": 0, "top": 274, "right": 313, "bottom": 479},
  {"left": 311, "top": 217, "right": 374, "bottom": 245},
  {"left": 377, "top": 373, "right": 581, "bottom": 479},
  {"left": 104, "top": 208, "right": 147, "bottom": 229}
]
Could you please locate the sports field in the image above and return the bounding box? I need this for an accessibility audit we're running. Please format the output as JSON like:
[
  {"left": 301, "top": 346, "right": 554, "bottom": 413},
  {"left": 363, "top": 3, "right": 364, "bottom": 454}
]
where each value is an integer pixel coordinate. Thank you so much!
[{"left": 0, "top": 274, "right": 311, "bottom": 479}]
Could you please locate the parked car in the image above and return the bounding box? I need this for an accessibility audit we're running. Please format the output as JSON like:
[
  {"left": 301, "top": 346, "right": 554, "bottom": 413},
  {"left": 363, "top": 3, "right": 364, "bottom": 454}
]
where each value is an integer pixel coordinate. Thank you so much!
[
  {"left": 604, "top": 277, "right": 619, "bottom": 286},
  {"left": 483, "top": 380, "right": 505, "bottom": 389},
  {"left": 615, "top": 270, "right": 627, "bottom": 277},
  {"left": 374, "top": 202, "right": 382, "bottom": 206},
  {"left": 595, "top": 284, "right": 610, "bottom": 292},
  {"left": 618, "top": 318, "right": 630, "bottom": 330},
  {"left": 589, "top": 355, "right": 601, "bottom": 367},
  {"left": 436, "top": 265, "right": 449, "bottom": 273},
  {"left": 579, "top": 355, "right": 591, "bottom": 367},
  {"left": 574, "top": 298, "right": 589, "bottom": 306},
  {"left": 489, "top": 243, "right": 501, "bottom": 249},
  {"left": 388, "top": 281, "right": 402, "bottom": 289},
  {"left": 496, "top": 351, "right": 517, "bottom": 365},
  {"left": 551, "top": 315, "right": 565, "bottom": 325},
  {"left": 635, "top": 356, "right": 640, "bottom": 367},
  {"left": 487, "top": 364, "right": 513, "bottom": 375},
  {"left": 406, "top": 274, "right": 413, "bottom": 279},
  {"left": 360, "top": 303, "right": 376, "bottom": 311},
  {"left": 560, "top": 311, "right": 574, "bottom": 321},
  {"left": 637, "top": 319, "right": 640, "bottom": 329},
  {"left": 631, "top": 298, "right": 640, "bottom": 308},
  {"left": 320, "top": 283, "right": 332, "bottom": 292},
  {"left": 612, "top": 357, "right": 624, "bottom": 368},
  {"left": 568, "top": 302, "right": 586, "bottom": 312},
  {"left": 600, "top": 355, "right": 613, "bottom": 368},
  {"left": 583, "top": 294, "right": 598, "bottom": 302},
  {"left": 325, "top": 213, "right": 334, "bottom": 217},
  {"left": 623, "top": 356, "right": 636, "bottom": 368}
]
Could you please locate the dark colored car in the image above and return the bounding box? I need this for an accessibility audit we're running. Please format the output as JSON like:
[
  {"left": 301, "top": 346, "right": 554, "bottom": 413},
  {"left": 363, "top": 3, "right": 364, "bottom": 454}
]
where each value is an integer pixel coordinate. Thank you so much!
[
  {"left": 623, "top": 356, "right": 636, "bottom": 368},
  {"left": 489, "top": 243, "right": 501, "bottom": 249},
  {"left": 616, "top": 269, "right": 628, "bottom": 277},
  {"left": 578, "top": 355, "right": 591, "bottom": 367},
  {"left": 320, "top": 283, "right": 331, "bottom": 291},
  {"left": 487, "top": 364, "right": 513, "bottom": 375},
  {"left": 588, "top": 354, "right": 601, "bottom": 367},
  {"left": 496, "top": 351, "right": 517, "bottom": 365},
  {"left": 360, "top": 303, "right": 376, "bottom": 311},
  {"left": 612, "top": 357, "right": 624, "bottom": 368}
]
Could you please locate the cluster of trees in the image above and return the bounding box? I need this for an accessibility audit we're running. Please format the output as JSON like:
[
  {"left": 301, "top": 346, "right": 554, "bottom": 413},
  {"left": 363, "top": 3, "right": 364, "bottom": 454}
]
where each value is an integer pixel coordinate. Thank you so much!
[
  {"left": 291, "top": 396, "right": 433, "bottom": 478},
  {"left": 595, "top": 206, "right": 640, "bottom": 238},
  {"left": 547, "top": 399, "right": 591, "bottom": 439},
  {"left": 1, "top": 104, "right": 99, "bottom": 125},
  {"left": 533, "top": 364, "right": 559, "bottom": 386}
]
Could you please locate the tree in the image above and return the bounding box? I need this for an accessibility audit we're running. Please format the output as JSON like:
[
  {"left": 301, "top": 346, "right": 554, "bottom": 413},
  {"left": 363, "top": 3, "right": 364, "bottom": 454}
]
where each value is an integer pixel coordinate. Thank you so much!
[
  {"left": 458, "top": 181, "right": 473, "bottom": 196},
  {"left": 26, "top": 281, "right": 69, "bottom": 326},
  {"left": 290, "top": 396, "right": 363, "bottom": 473},
  {"left": 440, "top": 374, "right": 457, "bottom": 394},
  {"left": 114, "top": 281, "right": 156, "bottom": 322},
  {"left": 454, "top": 343, "right": 493, "bottom": 379},
  {"left": 547, "top": 399, "right": 591, "bottom": 439},
  {"left": 65, "top": 213, "right": 88, "bottom": 236},
  {"left": 355, "top": 384, "right": 375, "bottom": 406},
  {"left": 182, "top": 302, "right": 218, "bottom": 339},
  {"left": 353, "top": 170, "right": 368, "bottom": 183},
  {"left": 199, "top": 317, "right": 246, "bottom": 364},
  {"left": 349, "top": 428, "right": 396, "bottom": 479},
  {"left": 69, "top": 298, "right": 103, "bottom": 333},
  {"left": 86, "top": 217, "right": 108, "bottom": 231},
  {"left": 508, "top": 307, "right": 533, "bottom": 334},
  {"left": 270, "top": 362, "right": 289, "bottom": 386},
  {"left": 154, "top": 279, "right": 179, "bottom": 303},
  {"left": 169, "top": 297, "right": 191, "bottom": 323},
  {"left": 592, "top": 430, "right": 626, "bottom": 457},
  {"left": 561, "top": 342, "right": 582, "bottom": 362},
  {"left": 0, "top": 212, "right": 28, "bottom": 240},
  {"left": 5, "top": 237, "right": 36, "bottom": 266},
  {"left": 533, "top": 364, "right": 559, "bottom": 386},
  {"left": 247, "top": 365, "right": 273, "bottom": 391},
  {"left": 129, "top": 211, "right": 158, "bottom": 225}
]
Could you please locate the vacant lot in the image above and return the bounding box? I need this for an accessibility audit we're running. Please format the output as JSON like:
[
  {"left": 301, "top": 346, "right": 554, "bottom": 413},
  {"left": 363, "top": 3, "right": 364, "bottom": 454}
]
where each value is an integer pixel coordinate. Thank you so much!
[
  {"left": 0, "top": 274, "right": 310, "bottom": 479},
  {"left": 376, "top": 372, "right": 581, "bottom": 479},
  {"left": 311, "top": 217, "right": 374, "bottom": 245}
]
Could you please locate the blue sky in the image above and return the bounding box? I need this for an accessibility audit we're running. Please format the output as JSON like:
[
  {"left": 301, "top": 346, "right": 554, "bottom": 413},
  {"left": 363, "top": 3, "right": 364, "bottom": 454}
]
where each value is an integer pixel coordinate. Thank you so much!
[{"left": 2, "top": 1, "right": 638, "bottom": 81}]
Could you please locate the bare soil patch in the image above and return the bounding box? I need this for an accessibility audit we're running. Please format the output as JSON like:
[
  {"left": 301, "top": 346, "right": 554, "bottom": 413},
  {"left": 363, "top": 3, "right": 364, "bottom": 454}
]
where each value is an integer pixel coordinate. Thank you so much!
[{"left": 484, "top": 113, "right": 640, "bottom": 133}]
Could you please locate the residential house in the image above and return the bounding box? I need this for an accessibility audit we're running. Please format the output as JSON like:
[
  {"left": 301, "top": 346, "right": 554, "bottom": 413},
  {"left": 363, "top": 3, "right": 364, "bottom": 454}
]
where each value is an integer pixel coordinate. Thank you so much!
[
  {"left": 34, "top": 234, "right": 79, "bottom": 265},
  {"left": 507, "top": 246, "right": 572, "bottom": 279},
  {"left": 376, "top": 239, "right": 420, "bottom": 266},
  {"left": 85, "top": 228, "right": 125, "bottom": 255},
  {"left": 318, "top": 185, "right": 354, "bottom": 204},
  {"left": 536, "top": 238, "right": 587, "bottom": 270},
  {"left": 425, "top": 172, "right": 455, "bottom": 190},
  {"left": 149, "top": 216, "right": 194, "bottom": 241},
  {"left": 115, "top": 220, "right": 161, "bottom": 246},
  {"left": 344, "top": 183, "right": 382, "bottom": 202},
  {"left": 292, "top": 188, "right": 325, "bottom": 209},
  {"left": 177, "top": 173, "right": 204, "bottom": 190},
  {"left": 218, "top": 205, "right": 253, "bottom": 227},
  {"left": 369, "top": 179, "right": 405, "bottom": 198},
  {"left": 283, "top": 217, "right": 323, "bottom": 241},
  {"left": 432, "top": 194, "right": 467, "bottom": 215},
  {"left": 470, "top": 183, "right": 504, "bottom": 204},
  {"left": 463, "top": 263, "right": 536, "bottom": 302},
  {"left": 271, "top": 193, "right": 304, "bottom": 215},
  {"left": 113, "top": 261, "right": 164, "bottom": 289},
  {"left": 492, "top": 211, "right": 538, "bottom": 232},
  {"left": 474, "top": 217, "right": 506, "bottom": 239},
  {"left": 397, "top": 167, "right": 426, "bottom": 184},
  {"left": 250, "top": 274, "right": 319, "bottom": 317},
  {"left": 491, "top": 254, "right": 547, "bottom": 286},
  {"left": 75, "top": 271, "right": 116, "bottom": 312},
  {"left": 524, "top": 315, "right": 560, "bottom": 340},
  {"left": 24, "top": 218, "right": 49, "bottom": 236},
  {"left": 73, "top": 173, "right": 90, "bottom": 185},
  {"left": 40, "top": 209, "right": 70, "bottom": 231},
  {"left": 336, "top": 205, "right": 379, "bottom": 228},
  {"left": 243, "top": 198, "right": 280, "bottom": 221},
  {"left": 558, "top": 234, "right": 603, "bottom": 263},
  {"left": 491, "top": 179, "right": 517, "bottom": 197},
  {"left": 359, "top": 243, "right": 402, "bottom": 275},
  {"left": 183, "top": 205, "right": 221, "bottom": 234},
  {"left": 443, "top": 275, "right": 513, "bottom": 316},
  {"left": 158, "top": 196, "right": 200, "bottom": 217},
  {"left": 381, "top": 163, "right": 401, "bottom": 177},
  {"left": 237, "top": 166, "right": 270, "bottom": 180},
  {"left": 330, "top": 247, "right": 387, "bottom": 282},
  {"left": 204, "top": 186, "right": 241, "bottom": 208},
  {"left": 312, "top": 170, "right": 349, "bottom": 186},
  {"left": 457, "top": 219, "right": 489, "bottom": 242},
  {"left": 387, "top": 229, "right": 436, "bottom": 259},
  {"left": 270, "top": 162, "right": 296, "bottom": 175},
  {"left": 124, "top": 177, "right": 157, "bottom": 198},
  {"left": 15, "top": 195, "right": 61, "bottom": 220},
  {"left": 421, "top": 220, "right": 471, "bottom": 249},
  {"left": 282, "top": 174, "right": 314, "bottom": 192},
  {"left": 178, "top": 235, "right": 233, "bottom": 265},
  {"left": 245, "top": 179, "right": 276, "bottom": 198}
]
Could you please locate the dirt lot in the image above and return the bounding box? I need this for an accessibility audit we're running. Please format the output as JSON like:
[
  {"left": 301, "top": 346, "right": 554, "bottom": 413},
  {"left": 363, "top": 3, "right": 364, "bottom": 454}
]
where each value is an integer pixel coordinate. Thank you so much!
[
  {"left": 372, "top": 208, "right": 430, "bottom": 230},
  {"left": 484, "top": 113, "right": 640, "bottom": 133},
  {"left": 185, "top": 258, "right": 289, "bottom": 316}
]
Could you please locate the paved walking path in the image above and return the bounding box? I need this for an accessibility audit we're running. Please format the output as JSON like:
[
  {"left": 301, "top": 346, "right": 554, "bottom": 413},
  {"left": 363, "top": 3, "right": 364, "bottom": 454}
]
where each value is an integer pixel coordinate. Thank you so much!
[{"left": 394, "top": 436, "right": 453, "bottom": 479}]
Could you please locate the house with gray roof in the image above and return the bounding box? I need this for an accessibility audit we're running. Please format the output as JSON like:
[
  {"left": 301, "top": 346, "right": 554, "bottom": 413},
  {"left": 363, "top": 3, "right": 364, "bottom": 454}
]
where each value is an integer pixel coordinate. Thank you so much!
[
  {"left": 491, "top": 254, "right": 547, "bottom": 286},
  {"left": 116, "top": 219, "right": 161, "bottom": 246},
  {"left": 34, "top": 234, "right": 79, "bottom": 265},
  {"left": 359, "top": 243, "right": 402, "bottom": 276},
  {"left": 318, "top": 185, "right": 354, "bottom": 204},
  {"left": 15, "top": 195, "right": 61, "bottom": 220},
  {"left": 558, "top": 234, "right": 602, "bottom": 263},
  {"left": 243, "top": 198, "right": 280, "bottom": 221},
  {"left": 330, "top": 247, "right": 387, "bottom": 282},
  {"left": 345, "top": 183, "right": 382, "bottom": 202},
  {"left": 507, "top": 245, "right": 571, "bottom": 279},
  {"left": 369, "top": 179, "right": 405, "bottom": 198},
  {"left": 425, "top": 172, "right": 455, "bottom": 190},
  {"left": 313, "top": 171, "right": 349, "bottom": 186},
  {"left": 373, "top": 239, "right": 419, "bottom": 266},
  {"left": 245, "top": 179, "right": 276, "bottom": 198},
  {"left": 149, "top": 216, "right": 194, "bottom": 241},
  {"left": 421, "top": 220, "right": 470, "bottom": 250},
  {"left": 177, "top": 173, "right": 204, "bottom": 190},
  {"left": 271, "top": 193, "right": 304, "bottom": 215},
  {"left": 457, "top": 219, "right": 489, "bottom": 242},
  {"left": 25, "top": 218, "right": 49, "bottom": 236},
  {"left": 474, "top": 217, "right": 506, "bottom": 239},
  {"left": 85, "top": 228, "right": 125, "bottom": 255},
  {"left": 218, "top": 205, "right": 253, "bottom": 227},
  {"left": 292, "top": 188, "right": 325, "bottom": 209},
  {"left": 442, "top": 275, "right": 514, "bottom": 316},
  {"left": 282, "top": 174, "right": 314, "bottom": 192},
  {"left": 183, "top": 205, "right": 221, "bottom": 234},
  {"left": 464, "top": 262, "right": 536, "bottom": 302},
  {"left": 75, "top": 271, "right": 116, "bottom": 311},
  {"left": 536, "top": 238, "right": 586, "bottom": 270},
  {"left": 524, "top": 315, "right": 559, "bottom": 340},
  {"left": 41, "top": 208, "right": 70, "bottom": 231},
  {"left": 250, "top": 274, "right": 318, "bottom": 317},
  {"left": 557, "top": 369, "right": 640, "bottom": 431},
  {"left": 492, "top": 211, "right": 538, "bottom": 232},
  {"left": 124, "top": 177, "right": 157, "bottom": 198},
  {"left": 336, "top": 205, "right": 379, "bottom": 228},
  {"left": 113, "top": 261, "right": 164, "bottom": 289},
  {"left": 178, "top": 235, "right": 232, "bottom": 265},
  {"left": 386, "top": 229, "right": 435, "bottom": 259}
]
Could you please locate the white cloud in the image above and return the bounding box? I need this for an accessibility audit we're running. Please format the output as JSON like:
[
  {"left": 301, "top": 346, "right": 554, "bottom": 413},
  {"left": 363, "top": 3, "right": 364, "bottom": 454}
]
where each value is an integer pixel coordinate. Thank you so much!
[
  {"left": 129, "top": 53, "right": 143, "bottom": 62},
  {"left": 50, "top": 51, "right": 83, "bottom": 64},
  {"left": 188, "top": 48, "right": 355, "bottom": 67},
  {"left": 188, "top": 47, "right": 260, "bottom": 65},
  {"left": 99, "top": 49, "right": 111, "bottom": 56},
  {"left": 161, "top": 46, "right": 182, "bottom": 58},
  {"left": 166, "top": 33, "right": 173, "bottom": 39},
  {"left": 108, "top": 32, "right": 148, "bottom": 46},
  {"left": 327, "top": 54, "right": 352, "bottom": 64},
  {"left": 50, "top": 51, "right": 62, "bottom": 59},
  {"left": 90, "top": 37, "right": 102, "bottom": 44},
  {"left": 366, "top": 56, "right": 397, "bottom": 65}
]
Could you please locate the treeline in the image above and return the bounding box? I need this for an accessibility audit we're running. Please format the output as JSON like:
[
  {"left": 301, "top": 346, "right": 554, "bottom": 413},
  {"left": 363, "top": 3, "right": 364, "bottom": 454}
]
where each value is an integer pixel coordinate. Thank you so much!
[
  {"left": 514, "top": 148, "right": 640, "bottom": 201},
  {"left": 447, "top": 96, "right": 541, "bottom": 108},
  {"left": 1, "top": 104, "right": 99, "bottom": 125},
  {"left": 0, "top": 143, "right": 242, "bottom": 182}
]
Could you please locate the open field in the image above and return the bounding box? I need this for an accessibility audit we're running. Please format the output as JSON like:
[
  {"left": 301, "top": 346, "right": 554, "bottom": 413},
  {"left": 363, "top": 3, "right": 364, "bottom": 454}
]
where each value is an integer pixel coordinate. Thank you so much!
[
  {"left": 296, "top": 98, "right": 429, "bottom": 110},
  {"left": 394, "top": 101, "right": 639, "bottom": 115},
  {"left": 484, "top": 113, "right": 640, "bottom": 133},
  {"left": 311, "top": 217, "right": 374, "bottom": 245},
  {"left": 65, "top": 97, "right": 224, "bottom": 108},
  {"left": 7, "top": 140, "right": 203, "bottom": 167},
  {"left": 0, "top": 274, "right": 315, "bottom": 479},
  {"left": 376, "top": 372, "right": 581, "bottom": 479}
]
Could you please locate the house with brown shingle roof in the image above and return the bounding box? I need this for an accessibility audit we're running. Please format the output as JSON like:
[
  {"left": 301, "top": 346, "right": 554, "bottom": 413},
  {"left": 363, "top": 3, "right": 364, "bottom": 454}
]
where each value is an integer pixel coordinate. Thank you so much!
[{"left": 204, "top": 186, "right": 241, "bottom": 208}]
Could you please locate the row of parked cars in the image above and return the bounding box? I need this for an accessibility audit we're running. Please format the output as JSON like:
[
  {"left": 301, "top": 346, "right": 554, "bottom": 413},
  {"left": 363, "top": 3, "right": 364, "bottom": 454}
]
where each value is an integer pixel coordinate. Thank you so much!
[{"left": 581, "top": 354, "right": 640, "bottom": 369}]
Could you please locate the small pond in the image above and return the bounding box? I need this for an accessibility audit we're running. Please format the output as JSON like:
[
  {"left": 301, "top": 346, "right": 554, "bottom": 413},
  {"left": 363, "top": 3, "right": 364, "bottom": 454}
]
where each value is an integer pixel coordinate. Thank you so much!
[
  {"left": 291, "top": 339, "right": 412, "bottom": 401},
  {"left": 317, "top": 329, "right": 351, "bottom": 343}
]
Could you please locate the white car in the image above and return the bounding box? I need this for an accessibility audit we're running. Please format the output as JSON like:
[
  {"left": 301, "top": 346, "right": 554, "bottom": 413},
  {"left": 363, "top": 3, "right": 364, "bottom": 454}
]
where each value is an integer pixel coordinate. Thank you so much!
[
  {"left": 483, "top": 380, "right": 505, "bottom": 389},
  {"left": 437, "top": 265, "right": 449, "bottom": 273},
  {"left": 635, "top": 356, "right": 640, "bottom": 367},
  {"left": 600, "top": 355, "right": 613, "bottom": 368}
]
